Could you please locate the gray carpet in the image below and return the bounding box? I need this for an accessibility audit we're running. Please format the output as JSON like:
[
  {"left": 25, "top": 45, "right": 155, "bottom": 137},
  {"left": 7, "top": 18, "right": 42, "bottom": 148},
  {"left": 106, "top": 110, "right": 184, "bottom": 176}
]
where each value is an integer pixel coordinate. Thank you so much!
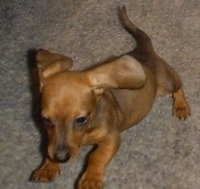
[{"left": 0, "top": 0, "right": 200, "bottom": 188}]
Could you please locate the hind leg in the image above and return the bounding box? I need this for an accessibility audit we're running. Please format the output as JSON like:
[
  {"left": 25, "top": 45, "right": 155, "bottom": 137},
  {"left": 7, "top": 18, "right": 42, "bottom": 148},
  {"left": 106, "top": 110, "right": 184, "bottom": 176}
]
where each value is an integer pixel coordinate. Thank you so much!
[{"left": 157, "top": 60, "right": 190, "bottom": 119}]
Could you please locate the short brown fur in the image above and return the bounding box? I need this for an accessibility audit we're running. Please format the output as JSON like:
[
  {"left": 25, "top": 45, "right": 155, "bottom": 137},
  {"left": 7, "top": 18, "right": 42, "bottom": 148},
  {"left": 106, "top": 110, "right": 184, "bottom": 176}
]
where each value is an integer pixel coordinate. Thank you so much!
[{"left": 31, "top": 6, "right": 190, "bottom": 189}]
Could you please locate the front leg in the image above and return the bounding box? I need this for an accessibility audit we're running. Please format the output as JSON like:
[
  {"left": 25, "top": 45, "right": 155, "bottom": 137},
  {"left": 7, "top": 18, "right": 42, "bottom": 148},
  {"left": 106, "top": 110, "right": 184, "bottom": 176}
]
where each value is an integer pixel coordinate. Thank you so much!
[
  {"left": 31, "top": 158, "right": 60, "bottom": 182},
  {"left": 78, "top": 134, "right": 120, "bottom": 189}
]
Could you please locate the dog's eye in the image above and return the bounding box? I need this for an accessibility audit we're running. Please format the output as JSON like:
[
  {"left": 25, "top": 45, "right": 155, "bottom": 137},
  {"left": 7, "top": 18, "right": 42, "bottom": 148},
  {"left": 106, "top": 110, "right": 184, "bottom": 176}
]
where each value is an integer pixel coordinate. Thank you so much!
[
  {"left": 42, "top": 117, "right": 53, "bottom": 127},
  {"left": 75, "top": 116, "right": 89, "bottom": 127}
]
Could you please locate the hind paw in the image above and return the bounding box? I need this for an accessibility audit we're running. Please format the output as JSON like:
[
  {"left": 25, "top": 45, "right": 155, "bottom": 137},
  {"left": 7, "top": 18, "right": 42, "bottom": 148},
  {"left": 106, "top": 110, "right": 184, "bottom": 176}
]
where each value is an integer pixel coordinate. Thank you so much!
[{"left": 173, "top": 100, "right": 191, "bottom": 120}]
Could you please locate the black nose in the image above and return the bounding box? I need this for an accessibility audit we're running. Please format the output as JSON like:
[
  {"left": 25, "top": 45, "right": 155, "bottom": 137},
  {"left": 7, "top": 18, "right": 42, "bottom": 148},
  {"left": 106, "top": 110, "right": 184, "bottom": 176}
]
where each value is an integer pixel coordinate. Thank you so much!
[{"left": 54, "top": 146, "right": 70, "bottom": 163}]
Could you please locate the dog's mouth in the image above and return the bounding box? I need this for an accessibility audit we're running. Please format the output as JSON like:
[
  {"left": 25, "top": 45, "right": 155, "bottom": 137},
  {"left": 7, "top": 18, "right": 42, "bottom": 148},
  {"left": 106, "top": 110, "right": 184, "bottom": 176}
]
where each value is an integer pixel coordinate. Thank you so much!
[
  {"left": 48, "top": 144, "right": 80, "bottom": 163},
  {"left": 48, "top": 145, "right": 71, "bottom": 163},
  {"left": 53, "top": 149, "right": 71, "bottom": 163}
]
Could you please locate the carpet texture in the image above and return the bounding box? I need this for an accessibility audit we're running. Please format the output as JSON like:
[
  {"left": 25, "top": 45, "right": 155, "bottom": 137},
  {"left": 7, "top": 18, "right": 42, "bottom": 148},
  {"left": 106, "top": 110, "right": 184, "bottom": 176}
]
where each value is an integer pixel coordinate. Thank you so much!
[{"left": 0, "top": 0, "right": 200, "bottom": 189}]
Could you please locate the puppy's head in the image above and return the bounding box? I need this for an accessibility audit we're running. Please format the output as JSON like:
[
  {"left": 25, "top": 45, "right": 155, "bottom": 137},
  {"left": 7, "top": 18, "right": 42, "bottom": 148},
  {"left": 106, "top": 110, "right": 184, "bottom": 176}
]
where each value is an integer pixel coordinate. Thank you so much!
[{"left": 37, "top": 50, "right": 146, "bottom": 163}]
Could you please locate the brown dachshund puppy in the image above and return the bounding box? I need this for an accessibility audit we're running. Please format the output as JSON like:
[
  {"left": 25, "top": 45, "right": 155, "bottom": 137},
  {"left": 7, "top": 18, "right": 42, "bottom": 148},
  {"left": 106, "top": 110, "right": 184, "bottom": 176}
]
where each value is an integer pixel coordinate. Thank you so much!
[{"left": 31, "top": 6, "right": 190, "bottom": 189}]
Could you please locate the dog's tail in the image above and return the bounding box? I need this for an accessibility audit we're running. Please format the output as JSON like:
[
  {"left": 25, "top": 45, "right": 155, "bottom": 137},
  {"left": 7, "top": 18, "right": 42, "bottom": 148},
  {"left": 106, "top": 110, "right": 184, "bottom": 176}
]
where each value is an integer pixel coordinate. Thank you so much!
[{"left": 119, "top": 6, "right": 154, "bottom": 52}]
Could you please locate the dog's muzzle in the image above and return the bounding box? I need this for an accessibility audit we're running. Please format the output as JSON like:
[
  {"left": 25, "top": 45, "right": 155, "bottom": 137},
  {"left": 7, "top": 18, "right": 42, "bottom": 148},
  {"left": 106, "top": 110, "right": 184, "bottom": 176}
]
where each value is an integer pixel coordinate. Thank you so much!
[{"left": 53, "top": 145, "right": 71, "bottom": 163}]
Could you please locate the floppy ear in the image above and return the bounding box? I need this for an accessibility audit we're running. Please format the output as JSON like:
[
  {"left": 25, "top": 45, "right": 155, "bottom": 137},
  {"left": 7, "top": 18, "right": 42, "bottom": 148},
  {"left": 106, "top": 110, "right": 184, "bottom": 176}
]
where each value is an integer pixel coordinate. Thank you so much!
[
  {"left": 87, "top": 55, "right": 146, "bottom": 92},
  {"left": 36, "top": 49, "right": 73, "bottom": 89}
]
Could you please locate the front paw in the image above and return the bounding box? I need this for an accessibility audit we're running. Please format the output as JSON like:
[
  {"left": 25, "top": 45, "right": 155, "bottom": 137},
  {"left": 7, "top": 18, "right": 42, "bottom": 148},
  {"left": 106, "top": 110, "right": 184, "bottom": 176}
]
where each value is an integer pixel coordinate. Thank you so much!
[
  {"left": 78, "top": 174, "right": 103, "bottom": 189},
  {"left": 31, "top": 161, "right": 60, "bottom": 182}
]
